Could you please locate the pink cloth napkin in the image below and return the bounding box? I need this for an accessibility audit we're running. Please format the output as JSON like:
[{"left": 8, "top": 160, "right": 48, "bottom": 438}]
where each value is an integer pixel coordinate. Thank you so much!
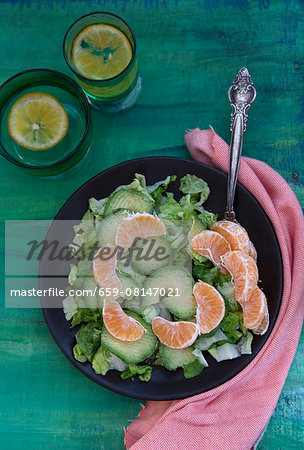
[{"left": 125, "top": 129, "right": 304, "bottom": 450}]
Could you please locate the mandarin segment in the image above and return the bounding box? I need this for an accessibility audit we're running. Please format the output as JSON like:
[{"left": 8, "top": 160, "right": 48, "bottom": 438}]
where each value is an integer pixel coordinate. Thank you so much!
[
  {"left": 193, "top": 281, "right": 225, "bottom": 334},
  {"left": 151, "top": 317, "right": 199, "bottom": 349},
  {"left": 241, "top": 286, "right": 267, "bottom": 329},
  {"left": 248, "top": 241, "right": 257, "bottom": 261},
  {"left": 116, "top": 213, "right": 166, "bottom": 250},
  {"left": 220, "top": 250, "right": 258, "bottom": 303},
  {"left": 253, "top": 305, "right": 269, "bottom": 335},
  {"left": 191, "top": 230, "right": 231, "bottom": 271},
  {"left": 103, "top": 300, "right": 145, "bottom": 341},
  {"left": 93, "top": 244, "right": 122, "bottom": 292},
  {"left": 211, "top": 220, "right": 251, "bottom": 254}
]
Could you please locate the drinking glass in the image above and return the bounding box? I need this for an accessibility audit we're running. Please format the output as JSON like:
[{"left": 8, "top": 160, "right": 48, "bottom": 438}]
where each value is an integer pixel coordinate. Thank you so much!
[
  {"left": 0, "top": 69, "right": 92, "bottom": 176},
  {"left": 63, "top": 12, "right": 142, "bottom": 114}
]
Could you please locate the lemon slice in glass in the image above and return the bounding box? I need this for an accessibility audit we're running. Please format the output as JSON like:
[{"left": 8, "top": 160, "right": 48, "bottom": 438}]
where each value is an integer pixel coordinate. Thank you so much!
[
  {"left": 8, "top": 92, "right": 69, "bottom": 151},
  {"left": 72, "top": 24, "right": 133, "bottom": 80}
]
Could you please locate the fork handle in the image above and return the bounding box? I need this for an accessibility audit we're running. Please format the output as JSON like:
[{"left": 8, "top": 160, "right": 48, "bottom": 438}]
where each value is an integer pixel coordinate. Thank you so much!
[
  {"left": 224, "top": 113, "right": 243, "bottom": 221},
  {"left": 224, "top": 67, "right": 256, "bottom": 221}
]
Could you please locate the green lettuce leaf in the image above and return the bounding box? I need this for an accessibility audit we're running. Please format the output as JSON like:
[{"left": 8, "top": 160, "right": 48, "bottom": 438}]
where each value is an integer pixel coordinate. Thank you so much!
[
  {"left": 71, "top": 308, "right": 101, "bottom": 327},
  {"left": 159, "top": 193, "right": 184, "bottom": 220},
  {"left": 238, "top": 332, "right": 253, "bottom": 355},
  {"left": 147, "top": 175, "right": 177, "bottom": 206},
  {"left": 68, "top": 264, "right": 78, "bottom": 286},
  {"left": 89, "top": 197, "right": 108, "bottom": 220},
  {"left": 180, "top": 174, "right": 210, "bottom": 203},
  {"left": 121, "top": 364, "right": 152, "bottom": 382},
  {"left": 73, "top": 344, "right": 88, "bottom": 363},
  {"left": 196, "top": 208, "right": 218, "bottom": 228},
  {"left": 92, "top": 347, "right": 110, "bottom": 375},
  {"left": 234, "top": 311, "right": 248, "bottom": 334},
  {"left": 70, "top": 209, "right": 97, "bottom": 254},
  {"left": 113, "top": 174, "right": 155, "bottom": 203},
  {"left": 195, "top": 328, "right": 228, "bottom": 351},
  {"left": 179, "top": 194, "right": 197, "bottom": 220},
  {"left": 75, "top": 322, "right": 102, "bottom": 361},
  {"left": 224, "top": 297, "right": 240, "bottom": 313},
  {"left": 208, "top": 343, "right": 241, "bottom": 362},
  {"left": 63, "top": 295, "right": 78, "bottom": 321},
  {"left": 164, "top": 220, "right": 189, "bottom": 250},
  {"left": 183, "top": 359, "right": 204, "bottom": 379},
  {"left": 192, "top": 264, "right": 231, "bottom": 286},
  {"left": 139, "top": 306, "right": 158, "bottom": 323},
  {"left": 220, "top": 312, "right": 243, "bottom": 342},
  {"left": 216, "top": 281, "right": 239, "bottom": 312}
]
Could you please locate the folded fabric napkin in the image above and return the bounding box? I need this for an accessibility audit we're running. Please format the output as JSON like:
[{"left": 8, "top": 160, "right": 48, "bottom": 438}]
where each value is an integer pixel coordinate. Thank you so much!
[{"left": 125, "top": 129, "right": 304, "bottom": 450}]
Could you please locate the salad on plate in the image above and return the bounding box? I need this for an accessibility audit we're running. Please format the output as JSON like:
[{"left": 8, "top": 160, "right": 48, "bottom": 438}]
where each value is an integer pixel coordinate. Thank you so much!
[{"left": 63, "top": 173, "right": 269, "bottom": 382}]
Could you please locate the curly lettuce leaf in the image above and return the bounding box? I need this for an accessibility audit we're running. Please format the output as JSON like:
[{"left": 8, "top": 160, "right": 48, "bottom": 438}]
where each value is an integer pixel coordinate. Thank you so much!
[
  {"left": 208, "top": 343, "right": 241, "bottom": 362},
  {"left": 159, "top": 193, "right": 184, "bottom": 220},
  {"left": 183, "top": 359, "right": 205, "bottom": 379},
  {"left": 195, "top": 328, "right": 228, "bottom": 351},
  {"left": 164, "top": 220, "right": 189, "bottom": 250},
  {"left": 216, "top": 281, "right": 239, "bottom": 312},
  {"left": 89, "top": 197, "right": 108, "bottom": 220},
  {"left": 179, "top": 194, "right": 197, "bottom": 220},
  {"left": 73, "top": 344, "right": 88, "bottom": 363},
  {"left": 71, "top": 308, "right": 101, "bottom": 327},
  {"left": 92, "top": 347, "right": 110, "bottom": 375},
  {"left": 139, "top": 306, "right": 158, "bottom": 323},
  {"left": 92, "top": 348, "right": 128, "bottom": 375},
  {"left": 113, "top": 173, "right": 155, "bottom": 203},
  {"left": 192, "top": 349, "right": 209, "bottom": 367},
  {"left": 196, "top": 207, "right": 218, "bottom": 228},
  {"left": 121, "top": 364, "right": 153, "bottom": 382},
  {"left": 192, "top": 263, "right": 231, "bottom": 286},
  {"left": 180, "top": 174, "right": 210, "bottom": 203},
  {"left": 68, "top": 264, "right": 78, "bottom": 286},
  {"left": 238, "top": 332, "right": 253, "bottom": 355},
  {"left": 75, "top": 322, "right": 102, "bottom": 362},
  {"left": 220, "top": 312, "right": 243, "bottom": 342},
  {"left": 147, "top": 175, "right": 177, "bottom": 206},
  {"left": 70, "top": 210, "right": 97, "bottom": 254},
  {"left": 63, "top": 295, "right": 78, "bottom": 321}
]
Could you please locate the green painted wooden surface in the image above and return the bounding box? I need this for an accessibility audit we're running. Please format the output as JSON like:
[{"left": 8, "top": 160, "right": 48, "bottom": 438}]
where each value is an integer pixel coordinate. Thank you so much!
[{"left": 0, "top": 0, "right": 303, "bottom": 448}]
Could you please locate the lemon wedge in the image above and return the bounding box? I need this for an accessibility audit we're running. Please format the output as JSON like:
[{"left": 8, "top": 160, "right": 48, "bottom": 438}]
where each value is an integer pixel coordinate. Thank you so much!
[
  {"left": 8, "top": 92, "right": 68, "bottom": 151},
  {"left": 72, "top": 24, "right": 132, "bottom": 80}
]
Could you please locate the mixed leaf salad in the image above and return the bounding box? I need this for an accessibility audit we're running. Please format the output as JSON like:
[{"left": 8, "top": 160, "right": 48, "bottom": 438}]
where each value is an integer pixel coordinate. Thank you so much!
[{"left": 63, "top": 173, "right": 257, "bottom": 382}]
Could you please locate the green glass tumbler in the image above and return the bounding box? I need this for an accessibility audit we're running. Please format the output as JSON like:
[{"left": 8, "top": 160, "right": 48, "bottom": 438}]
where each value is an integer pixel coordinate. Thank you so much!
[
  {"left": 63, "top": 12, "right": 142, "bottom": 114},
  {"left": 0, "top": 69, "right": 92, "bottom": 176}
]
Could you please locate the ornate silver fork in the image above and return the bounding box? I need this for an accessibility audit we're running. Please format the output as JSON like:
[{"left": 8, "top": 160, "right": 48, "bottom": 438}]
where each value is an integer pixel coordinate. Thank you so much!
[{"left": 224, "top": 67, "right": 256, "bottom": 221}]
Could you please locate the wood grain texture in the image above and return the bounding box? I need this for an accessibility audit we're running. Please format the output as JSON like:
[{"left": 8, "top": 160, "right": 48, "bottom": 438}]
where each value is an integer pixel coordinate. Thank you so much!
[{"left": 0, "top": 0, "right": 303, "bottom": 449}]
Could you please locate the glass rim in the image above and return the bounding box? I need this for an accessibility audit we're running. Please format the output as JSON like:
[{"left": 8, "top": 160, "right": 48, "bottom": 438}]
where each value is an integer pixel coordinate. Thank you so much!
[
  {"left": 0, "top": 68, "right": 91, "bottom": 170},
  {"left": 63, "top": 11, "right": 137, "bottom": 84}
]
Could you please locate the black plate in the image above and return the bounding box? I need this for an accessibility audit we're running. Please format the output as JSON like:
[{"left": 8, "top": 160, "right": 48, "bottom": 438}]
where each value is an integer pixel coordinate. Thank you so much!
[{"left": 40, "top": 157, "right": 283, "bottom": 400}]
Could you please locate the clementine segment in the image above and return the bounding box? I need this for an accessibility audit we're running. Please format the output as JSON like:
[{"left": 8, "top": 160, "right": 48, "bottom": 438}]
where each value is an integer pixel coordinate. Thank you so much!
[
  {"left": 248, "top": 241, "right": 257, "bottom": 261},
  {"left": 103, "top": 300, "right": 145, "bottom": 341},
  {"left": 151, "top": 317, "right": 199, "bottom": 349},
  {"left": 241, "top": 286, "right": 267, "bottom": 329},
  {"left": 193, "top": 281, "right": 225, "bottom": 334},
  {"left": 191, "top": 230, "right": 231, "bottom": 271},
  {"left": 116, "top": 213, "right": 166, "bottom": 250},
  {"left": 253, "top": 305, "right": 269, "bottom": 335},
  {"left": 211, "top": 220, "right": 251, "bottom": 254},
  {"left": 220, "top": 251, "right": 258, "bottom": 303},
  {"left": 93, "top": 244, "right": 122, "bottom": 292}
]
